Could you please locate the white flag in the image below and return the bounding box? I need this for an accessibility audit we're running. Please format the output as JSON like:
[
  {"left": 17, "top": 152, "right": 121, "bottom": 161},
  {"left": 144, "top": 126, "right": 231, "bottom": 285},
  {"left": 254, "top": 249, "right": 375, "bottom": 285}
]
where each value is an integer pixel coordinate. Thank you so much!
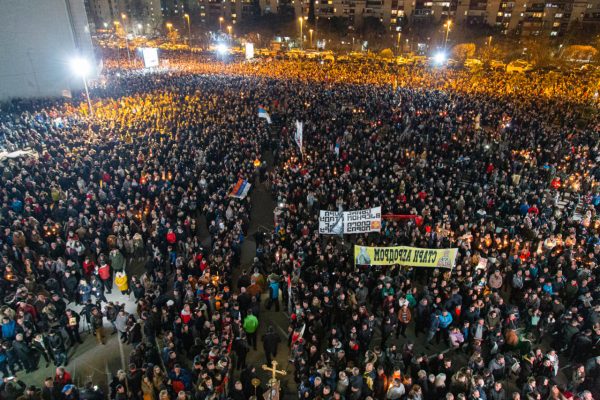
[{"left": 295, "top": 120, "right": 303, "bottom": 154}]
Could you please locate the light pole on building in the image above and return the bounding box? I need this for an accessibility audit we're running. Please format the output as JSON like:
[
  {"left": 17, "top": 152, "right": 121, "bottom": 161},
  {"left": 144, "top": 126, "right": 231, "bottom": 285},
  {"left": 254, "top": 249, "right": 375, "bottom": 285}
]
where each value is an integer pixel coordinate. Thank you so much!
[
  {"left": 121, "top": 14, "right": 131, "bottom": 64},
  {"left": 299, "top": 17, "right": 303, "bottom": 49},
  {"left": 444, "top": 20, "right": 452, "bottom": 50},
  {"left": 71, "top": 57, "right": 94, "bottom": 117},
  {"left": 184, "top": 14, "right": 192, "bottom": 47}
]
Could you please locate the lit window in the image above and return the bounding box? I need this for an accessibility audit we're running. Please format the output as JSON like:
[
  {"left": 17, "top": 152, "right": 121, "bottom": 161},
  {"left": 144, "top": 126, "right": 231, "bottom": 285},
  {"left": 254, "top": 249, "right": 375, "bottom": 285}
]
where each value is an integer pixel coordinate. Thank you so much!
[
  {"left": 398, "top": 10, "right": 404, "bottom": 15},
  {"left": 550, "top": 30, "right": 558, "bottom": 35},
  {"left": 424, "top": 1, "right": 433, "bottom": 5},
  {"left": 392, "top": 9, "right": 397, "bottom": 13},
  {"left": 553, "top": 21, "right": 560, "bottom": 26},
  {"left": 497, "top": 11, "right": 503, "bottom": 15},
  {"left": 555, "top": 12, "right": 562, "bottom": 17},
  {"left": 391, "top": 18, "right": 397, "bottom": 22}
]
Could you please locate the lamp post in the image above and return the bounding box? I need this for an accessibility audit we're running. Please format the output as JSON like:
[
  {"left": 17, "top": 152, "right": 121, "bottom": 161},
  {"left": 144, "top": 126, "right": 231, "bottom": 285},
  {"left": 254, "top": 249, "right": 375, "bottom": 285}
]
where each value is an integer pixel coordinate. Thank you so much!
[
  {"left": 71, "top": 57, "right": 93, "bottom": 117},
  {"left": 121, "top": 14, "right": 131, "bottom": 64},
  {"left": 397, "top": 32, "right": 402, "bottom": 54},
  {"left": 299, "top": 17, "right": 303, "bottom": 49},
  {"left": 444, "top": 20, "right": 452, "bottom": 50},
  {"left": 315, "top": 15, "right": 319, "bottom": 47},
  {"left": 309, "top": 29, "right": 313, "bottom": 48},
  {"left": 219, "top": 17, "right": 224, "bottom": 32},
  {"left": 184, "top": 14, "right": 191, "bottom": 47},
  {"left": 113, "top": 21, "right": 122, "bottom": 66},
  {"left": 227, "top": 25, "right": 232, "bottom": 39}
]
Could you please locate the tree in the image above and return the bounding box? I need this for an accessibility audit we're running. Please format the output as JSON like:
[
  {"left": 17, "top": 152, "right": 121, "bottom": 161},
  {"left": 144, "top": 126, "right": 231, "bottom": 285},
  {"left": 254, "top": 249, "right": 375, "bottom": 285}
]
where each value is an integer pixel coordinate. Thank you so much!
[
  {"left": 451, "top": 43, "right": 476, "bottom": 62},
  {"left": 479, "top": 45, "right": 503, "bottom": 62},
  {"left": 520, "top": 37, "right": 553, "bottom": 66},
  {"left": 379, "top": 48, "right": 394, "bottom": 59},
  {"left": 167, "top": 30, "right": 180, "bottom": 44},
  {"left": 562, "top": 45, "right": 598, "bottom": 62}
]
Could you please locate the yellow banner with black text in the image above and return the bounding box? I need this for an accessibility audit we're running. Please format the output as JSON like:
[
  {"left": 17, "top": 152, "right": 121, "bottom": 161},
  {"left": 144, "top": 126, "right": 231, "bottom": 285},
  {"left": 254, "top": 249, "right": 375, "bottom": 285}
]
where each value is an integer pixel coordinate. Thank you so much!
[{"left": 354, "top": 245, "right": 458, "bottom": 268}]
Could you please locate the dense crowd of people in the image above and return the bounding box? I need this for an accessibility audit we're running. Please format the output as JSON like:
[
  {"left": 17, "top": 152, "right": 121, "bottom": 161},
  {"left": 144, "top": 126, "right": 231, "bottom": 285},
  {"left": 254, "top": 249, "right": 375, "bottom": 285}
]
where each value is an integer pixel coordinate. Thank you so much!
[
  {"left": 0, "top": 53, "right": 598, "bottom": 400},
  {"left": 101, "top": 50, "right": 600, "bottom": 105}
]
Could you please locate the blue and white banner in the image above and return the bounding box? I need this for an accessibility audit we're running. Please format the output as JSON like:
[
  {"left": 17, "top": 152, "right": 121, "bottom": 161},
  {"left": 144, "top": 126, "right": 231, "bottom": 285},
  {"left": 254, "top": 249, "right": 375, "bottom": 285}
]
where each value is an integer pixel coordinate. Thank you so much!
[
  {"left": 295, "top": 120, "right": 303, "bottom": 154},
  {"left": 258, "top": 107, "right": 271, "bottom": 124}
]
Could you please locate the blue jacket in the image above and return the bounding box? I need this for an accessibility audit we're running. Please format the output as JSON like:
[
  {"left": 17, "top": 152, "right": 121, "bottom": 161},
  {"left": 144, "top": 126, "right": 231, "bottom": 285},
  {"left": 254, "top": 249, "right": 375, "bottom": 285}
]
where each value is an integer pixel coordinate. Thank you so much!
[
  {"left": 439, "top": 313, "right": 453, "bottom": 329},
  {"left": 169, "top": 369, "right": 192, "bottom": 391},
  {"left": 269, "top": 281, "right": 280, "bottom": 299},
  {"left": 1, "top": 320, "right": 16, "bottom": 340}
]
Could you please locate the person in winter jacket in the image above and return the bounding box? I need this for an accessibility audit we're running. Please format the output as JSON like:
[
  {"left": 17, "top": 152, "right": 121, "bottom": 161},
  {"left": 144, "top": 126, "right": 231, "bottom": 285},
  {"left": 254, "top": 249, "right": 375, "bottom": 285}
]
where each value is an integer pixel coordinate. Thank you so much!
[
  {"left": 261, "top": 325, "right": 281, "bottom": 365},
  {"left": 96, "top": 261, "right": 111, "bottom": 294},
  {"left": 77, "top": 280, "right": 92, "bottom": 304},
  {"left": 47, "top": 329, "right": 67, "bottom": 366},
  {"left": 1, "top": 318, "right": 17, "bottom": 341},
  {"left": 90, "top": 276, "right": 107, "bottom": 303},
  {"left": 397, "top": 304, "right": 412, "bottom": 338},
  {"left": 438, "top": 310, "right": 453, "bottom": 345},
  {"left": 12, "top": 333, "right": 34, "bottom": 372},
  {"left": 243, "top": 312, "right": 259, "bottom": 350},
  {"left": 109, "top": 249, "right": 126, "bottom": 273},
  {"left": 449, "top": 327, "right": 465, "bottom": 349},
  {"left": 267, "top": 278, "right": 280, "bottom": 311},
  {"left": 114, "top": 271, "right": 129, "bottom": 295},
  {"left": 166, "top": 230, "right": 177, "bottom": 245}
]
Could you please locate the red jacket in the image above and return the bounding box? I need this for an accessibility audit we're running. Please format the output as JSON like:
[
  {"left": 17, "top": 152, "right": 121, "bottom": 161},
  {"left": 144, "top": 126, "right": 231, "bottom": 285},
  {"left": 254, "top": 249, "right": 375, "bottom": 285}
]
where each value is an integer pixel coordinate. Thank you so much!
[
  {"left": 98, "top": 264, "right": 110, "bottom": 280},
  {"left": 166, "top": 232, "right": 177, "bottom": 244},
  {"left": 83, "top": 260, "right": 95, "bottom": 276}
]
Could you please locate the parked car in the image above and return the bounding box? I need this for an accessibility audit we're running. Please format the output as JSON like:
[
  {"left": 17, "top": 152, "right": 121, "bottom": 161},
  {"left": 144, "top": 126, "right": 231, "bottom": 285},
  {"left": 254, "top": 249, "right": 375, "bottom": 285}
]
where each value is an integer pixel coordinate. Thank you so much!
[
  {"left": 506, "top": 59, "right": 533, "bottom": 73},
  {"left": 464, "top": 58, "right": 483, "bottom": 70},
  {"left": 489, "top": 60, "right": 507, "bottom": 71}
]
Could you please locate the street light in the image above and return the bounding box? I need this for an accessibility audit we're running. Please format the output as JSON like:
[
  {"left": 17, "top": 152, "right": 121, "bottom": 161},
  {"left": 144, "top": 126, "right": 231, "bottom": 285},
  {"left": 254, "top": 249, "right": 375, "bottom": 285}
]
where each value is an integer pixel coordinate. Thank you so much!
[
  {"left": 227, "top": 25, "right": 232, "bottom": 38},
  {"left": 184, "top": 13, "right": 191, "bottom": 47},
  {"left": 70, "top": 57, "right": 93, "bottom": 117},
  {"left": 219, "top": 17, "right": 224, "bottom": 32},
  {"left": 299, "top": 17, "right": 303, "bottom": 49},
  {"left": 397, "top": 32, "right": 402, "bottom": 54},
  {"left": 166, "top": 22, "right": 173, "bottom": 32},
  {"left": 444, "top": 20, "right": 452, "bottom": 50},
  {"left": 309, "top": 29, "right": 313, "bottom": 48}
]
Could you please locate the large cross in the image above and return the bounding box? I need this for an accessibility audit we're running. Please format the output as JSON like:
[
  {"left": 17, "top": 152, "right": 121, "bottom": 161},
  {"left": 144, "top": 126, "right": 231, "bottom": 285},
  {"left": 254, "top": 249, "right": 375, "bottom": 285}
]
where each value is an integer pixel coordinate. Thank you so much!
[{"left": 262, "top": 360, "right": 287, "bottom": 383}]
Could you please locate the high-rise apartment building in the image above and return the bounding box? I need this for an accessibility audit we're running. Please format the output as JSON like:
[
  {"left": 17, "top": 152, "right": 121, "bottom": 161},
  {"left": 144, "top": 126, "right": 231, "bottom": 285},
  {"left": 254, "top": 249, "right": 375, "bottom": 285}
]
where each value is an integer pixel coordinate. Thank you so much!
[
  {"left": 294, "top": 0, "right": 599, "bottom": 34},
  {"left": 455, "top": 0, "right": 599, "bottom": 36},
  {"left": 86, "top": 0, "right": 162, "bottom": 31},
  {"left": 196, "top": 0, "right": 257, "bottom": 26}
]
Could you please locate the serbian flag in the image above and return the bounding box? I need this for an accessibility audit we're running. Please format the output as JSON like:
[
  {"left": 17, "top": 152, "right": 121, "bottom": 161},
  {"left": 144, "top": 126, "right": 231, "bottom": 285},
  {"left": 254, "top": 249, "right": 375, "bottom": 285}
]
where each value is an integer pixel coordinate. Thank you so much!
[
  {"left": 258, "top": 106, "right": 272, "bottom": 124},
  {"left": 229, "top": 178, "right": 251, "bottom": 199}
]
